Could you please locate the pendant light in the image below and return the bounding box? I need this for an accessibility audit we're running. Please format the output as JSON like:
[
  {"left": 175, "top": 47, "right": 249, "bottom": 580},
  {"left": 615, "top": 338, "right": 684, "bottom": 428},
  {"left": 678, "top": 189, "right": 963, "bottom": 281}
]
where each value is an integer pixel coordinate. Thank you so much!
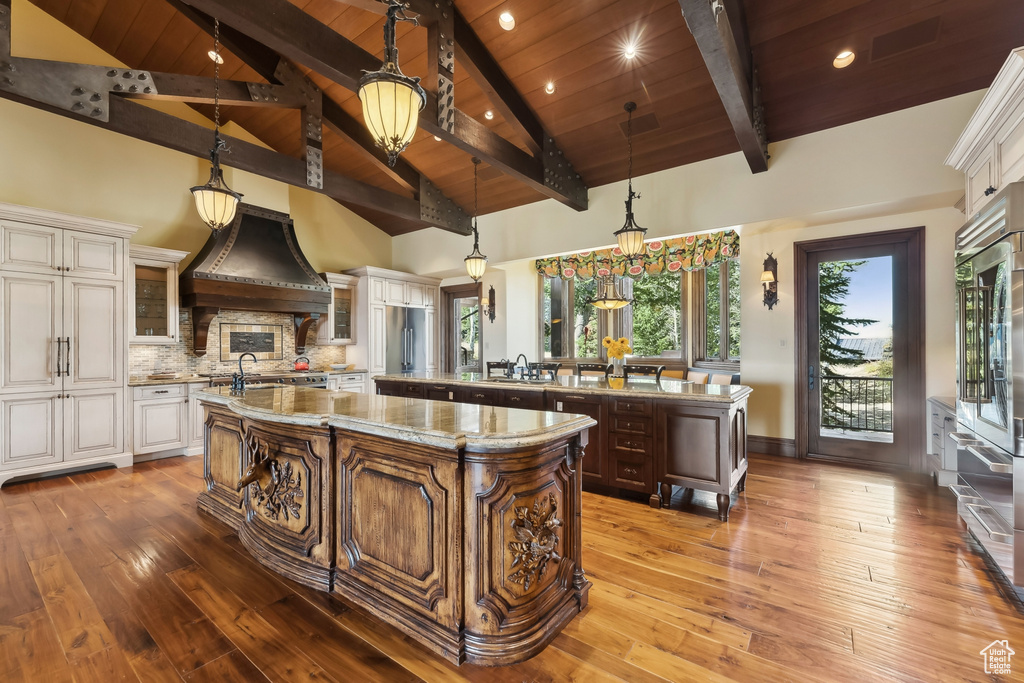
[
  {"left": 190, "top": 18, "right": 242, "bottom": 233},
  {"left": 591, "top": 274, "right": 631, "bottom": 310},
  {"left": 613, "top": 101, "right": 647, "bottom": 261},
  {"left": 465, "top": 158, "right": 488, "bottom": 281},
  {"left": 358, "top": 1, "right": 427, "bottom": 167}
]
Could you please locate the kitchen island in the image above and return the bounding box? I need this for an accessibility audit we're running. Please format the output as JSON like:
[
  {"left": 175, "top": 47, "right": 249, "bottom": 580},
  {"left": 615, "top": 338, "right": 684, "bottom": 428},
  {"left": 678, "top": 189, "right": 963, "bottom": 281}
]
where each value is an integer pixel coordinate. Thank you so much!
[
  {"left": 194, "top": 385, "right": 593, "bottom": 666},
  {"left": 375, "top": 373, "right": 751, "bottom": 520}
]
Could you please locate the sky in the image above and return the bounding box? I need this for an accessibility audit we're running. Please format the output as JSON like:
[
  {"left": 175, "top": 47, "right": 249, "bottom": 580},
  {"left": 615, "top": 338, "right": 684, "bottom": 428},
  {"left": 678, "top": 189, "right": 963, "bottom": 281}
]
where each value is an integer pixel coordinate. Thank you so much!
[{"left": 828, "top": 256, "right": 893, "bottom": 339}]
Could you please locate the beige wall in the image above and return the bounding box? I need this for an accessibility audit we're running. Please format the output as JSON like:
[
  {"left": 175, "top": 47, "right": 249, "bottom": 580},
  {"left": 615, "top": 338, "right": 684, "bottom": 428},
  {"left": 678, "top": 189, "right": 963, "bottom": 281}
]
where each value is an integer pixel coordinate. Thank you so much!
[{"left": 1, "top": 0, "right": 391, "bottom": 271}]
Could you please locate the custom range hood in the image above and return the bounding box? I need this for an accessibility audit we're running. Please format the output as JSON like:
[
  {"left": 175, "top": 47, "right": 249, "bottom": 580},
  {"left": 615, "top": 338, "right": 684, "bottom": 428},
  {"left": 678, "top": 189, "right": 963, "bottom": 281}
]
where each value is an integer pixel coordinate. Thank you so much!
[{"left": 179, "top": 203, "right": 330, "bottom": 356}]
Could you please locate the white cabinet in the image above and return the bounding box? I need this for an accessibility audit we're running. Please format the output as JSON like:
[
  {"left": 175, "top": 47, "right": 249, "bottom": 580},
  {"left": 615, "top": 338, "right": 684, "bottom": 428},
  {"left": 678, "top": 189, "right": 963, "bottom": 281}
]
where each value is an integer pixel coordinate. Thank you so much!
[
  {"left": 328, "top": 372, "right": 366, "bottom": 393},
  {"left": 406, "top": 282, "right": 426, "bottom": 307},
  {"left": 0, "top": 202, "right": 135, "bottom": 486},
  {"left": 369, "top": 304, "right": 387, "bottom": 375},
  {"left": 424, "top": 307, "right": 437, "bottom": 372},
  {"left": 316, "top": 272, "right": 357, "bottom": 345},
  {"left": 369, "top": 276, "right": 386, "bottom": 305},
  {"left": 133, "top": 385, "right": 187, "bottom": 455},
  {"left": 189, "top": 385, "right": 207, "bottom": 450},
  {"left": 383, "top": 279, "right": 428, "bottom": 307},
  {"left": 130, "top": 245, "right": 187, "bottom": 345},
  {"left": 927, "top": 398, "right": 957, "bottom": 487},
  {"left": 385, "top": 279, "right": 407, "bottom": 306}
]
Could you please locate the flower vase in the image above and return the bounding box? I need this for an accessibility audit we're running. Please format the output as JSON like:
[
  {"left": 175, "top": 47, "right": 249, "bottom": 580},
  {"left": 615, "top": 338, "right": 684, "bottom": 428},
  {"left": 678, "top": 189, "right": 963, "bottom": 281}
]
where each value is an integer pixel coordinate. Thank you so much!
[{"left": 610, "top": 356, "right": 625, "bottom": 378}]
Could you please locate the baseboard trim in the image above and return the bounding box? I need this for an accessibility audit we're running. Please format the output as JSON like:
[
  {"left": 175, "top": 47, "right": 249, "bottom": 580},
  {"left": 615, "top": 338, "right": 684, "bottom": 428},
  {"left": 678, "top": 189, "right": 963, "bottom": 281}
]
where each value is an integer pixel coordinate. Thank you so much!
[{"left": 749, "top": 435, "right": 796, "bottom": 458}]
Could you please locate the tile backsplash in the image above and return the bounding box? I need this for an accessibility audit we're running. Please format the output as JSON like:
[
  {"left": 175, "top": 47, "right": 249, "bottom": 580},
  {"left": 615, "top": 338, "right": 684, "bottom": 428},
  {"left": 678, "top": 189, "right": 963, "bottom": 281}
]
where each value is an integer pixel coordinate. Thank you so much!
[{"left": 129, "top": 309, "right": 346, "bottom": 376}]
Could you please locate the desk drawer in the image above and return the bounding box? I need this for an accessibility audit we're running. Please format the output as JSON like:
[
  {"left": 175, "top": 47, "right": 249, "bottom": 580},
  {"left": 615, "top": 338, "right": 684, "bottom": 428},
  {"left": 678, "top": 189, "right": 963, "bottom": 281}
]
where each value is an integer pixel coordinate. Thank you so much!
[
  {"left": 401, "top": 383, "right": 423, "bottom": 398},
  {"left": 608, "top": 433, "right": 651, "bottom": 455},
  {"left": 609, "top": 452, "right": 651, "bottom": 492},
  {"left": 502, "top": 389, "right": 545, "bottom": 411},
  {"left": 133, "top": 384, "right": 186, "bottom": 400},
  {"left": 609, "top": 415, "right": 652, "bottom": 436}
]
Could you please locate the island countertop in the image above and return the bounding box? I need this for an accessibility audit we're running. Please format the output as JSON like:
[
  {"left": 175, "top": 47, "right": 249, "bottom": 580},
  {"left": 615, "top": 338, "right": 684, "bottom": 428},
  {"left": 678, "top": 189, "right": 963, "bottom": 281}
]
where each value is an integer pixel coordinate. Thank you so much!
[
  {"left": 374, "top": 371, "right": 752, "bottom": 403},
  {"left": 197, "top": 385, "right": 596, "bottom": 450}
]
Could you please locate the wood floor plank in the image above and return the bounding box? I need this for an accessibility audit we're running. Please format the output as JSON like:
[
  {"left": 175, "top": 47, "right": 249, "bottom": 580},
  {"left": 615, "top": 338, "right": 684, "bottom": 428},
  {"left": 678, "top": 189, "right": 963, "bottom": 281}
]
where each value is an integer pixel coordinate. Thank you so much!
[
  {"left": 183, "top": 650, "right": 269, "bottom": 683},
  {"left": 0, "top": 608, "right": 76, "bottom": 682}
]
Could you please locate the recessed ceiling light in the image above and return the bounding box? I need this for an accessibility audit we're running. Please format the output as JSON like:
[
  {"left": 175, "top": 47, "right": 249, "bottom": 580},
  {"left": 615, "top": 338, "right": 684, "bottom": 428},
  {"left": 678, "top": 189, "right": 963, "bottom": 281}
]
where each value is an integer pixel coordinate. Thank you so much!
[
  {"left": 207, "top": 50, "right": 224, "bottom": 65},
  {"left": 545, "top": 81, "right": 556, "bottom": 95},
  {"left": 484, "top": 110, "right": 494, "bottom": 120},
  {"left": 833, "top": 50, "right": 855, "bottom": 68},
  {"left": 498, "top": 11, "right": 515, "bottom": 31},
  {"left": 624, "top": 44, "right": 637, "bottom": 60}
]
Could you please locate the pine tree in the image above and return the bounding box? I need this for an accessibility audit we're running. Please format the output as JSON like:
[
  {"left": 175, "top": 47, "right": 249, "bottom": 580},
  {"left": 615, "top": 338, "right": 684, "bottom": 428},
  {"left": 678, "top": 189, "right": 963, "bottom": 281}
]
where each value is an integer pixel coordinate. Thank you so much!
[{"left": 818, "top": 261, "right": 877, "bottom": 424}]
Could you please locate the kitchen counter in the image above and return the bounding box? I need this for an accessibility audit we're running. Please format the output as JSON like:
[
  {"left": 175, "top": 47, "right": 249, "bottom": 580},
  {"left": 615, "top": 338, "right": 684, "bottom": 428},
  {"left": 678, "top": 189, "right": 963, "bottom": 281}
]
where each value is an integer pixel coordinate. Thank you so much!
[
  {"left": 194, "top": 385, "right": 592, "bottom": 666},
  {"left": 930, "top": 395, "right": 956, "bottom": 412},
  {"left": 196, "top": 385, "right": 593, "bottom": 450},
  {"left": 375, "top": 371, "right": 751, "bottom": 403},
  {"left": 128, "top": 374, "right": 210, "bottom": 387}
]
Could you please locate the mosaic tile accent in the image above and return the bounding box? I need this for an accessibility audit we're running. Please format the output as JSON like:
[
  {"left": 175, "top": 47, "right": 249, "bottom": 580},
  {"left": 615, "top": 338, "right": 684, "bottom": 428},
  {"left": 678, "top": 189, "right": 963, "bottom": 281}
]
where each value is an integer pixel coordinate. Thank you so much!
[
  {"left": 219, "top": 323, "right": 283, "bottom": 361},
  {"left": 129, "top": 309, "right": 346, "bottom": 376}
]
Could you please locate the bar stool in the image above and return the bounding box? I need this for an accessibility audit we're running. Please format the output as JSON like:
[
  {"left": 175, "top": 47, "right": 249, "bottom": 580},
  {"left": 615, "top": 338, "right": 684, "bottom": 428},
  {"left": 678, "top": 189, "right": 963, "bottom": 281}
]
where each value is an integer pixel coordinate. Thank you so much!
[
  {"left": 529, "top": 362, "right": 561, "bottom": 379},
  {"left": 575, "top": 363, "right": 611, "bottom": 377},
  {"left": 486, "top": 361, "right": 512, "bottom": 377},
  {"left": 623, "top": 364, "right": 666, "bottom": 381}
]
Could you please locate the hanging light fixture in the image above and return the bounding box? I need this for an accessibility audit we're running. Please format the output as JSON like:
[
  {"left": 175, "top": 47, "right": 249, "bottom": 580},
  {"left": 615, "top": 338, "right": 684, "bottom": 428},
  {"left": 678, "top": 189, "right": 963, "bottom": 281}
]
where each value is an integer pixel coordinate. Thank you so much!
[
  {"left": 591, "top": 274, "right": 631, "bottom": 310},
  {"left": 465, "top": 158, "right": 488, "bottom": 281},
  {"left": 613, "top": 101, "right": 647, "bottom": 262},
  {"left": 190, "top": 18, "right": 242, "bottom": 233},
  {"left": 357, "top": 1, "right": 426, "bottom": 167}
]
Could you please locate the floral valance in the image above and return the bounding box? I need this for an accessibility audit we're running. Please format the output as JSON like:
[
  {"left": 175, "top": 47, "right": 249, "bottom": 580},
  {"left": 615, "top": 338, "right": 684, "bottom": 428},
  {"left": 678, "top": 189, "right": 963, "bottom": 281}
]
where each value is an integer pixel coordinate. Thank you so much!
[{"left": 535, "top": 230, "right": 739, "bottom": 280}]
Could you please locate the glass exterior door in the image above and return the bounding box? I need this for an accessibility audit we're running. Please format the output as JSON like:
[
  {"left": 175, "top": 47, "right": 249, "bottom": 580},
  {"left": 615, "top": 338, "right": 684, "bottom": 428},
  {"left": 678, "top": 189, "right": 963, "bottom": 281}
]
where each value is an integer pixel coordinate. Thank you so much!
[{"left": 453, "top": 295, "right": 481, "bottom": 374}]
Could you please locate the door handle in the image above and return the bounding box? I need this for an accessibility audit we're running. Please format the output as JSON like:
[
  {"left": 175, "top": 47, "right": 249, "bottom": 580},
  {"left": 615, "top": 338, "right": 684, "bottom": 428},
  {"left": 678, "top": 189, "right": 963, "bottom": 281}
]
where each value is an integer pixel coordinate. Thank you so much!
[
  {"left": 56, "top": 338, "right": 63, "bottom": 377},
  {"left": 65, "top": 337, "right": 71, "bottom": 377},
  {"left": 808, "top": 365, "right": 814, "bottom": 390}
]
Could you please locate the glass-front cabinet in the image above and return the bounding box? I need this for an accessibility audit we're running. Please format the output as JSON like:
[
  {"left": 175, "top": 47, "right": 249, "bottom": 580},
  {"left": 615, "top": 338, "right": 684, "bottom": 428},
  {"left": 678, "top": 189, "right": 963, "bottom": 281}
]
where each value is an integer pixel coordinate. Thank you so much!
[
  {"left": 129, "top": 245, "right": 188, "bottom": 345},
  {"left": 318, "top": 272, "right": 358, "bottom": 345}
]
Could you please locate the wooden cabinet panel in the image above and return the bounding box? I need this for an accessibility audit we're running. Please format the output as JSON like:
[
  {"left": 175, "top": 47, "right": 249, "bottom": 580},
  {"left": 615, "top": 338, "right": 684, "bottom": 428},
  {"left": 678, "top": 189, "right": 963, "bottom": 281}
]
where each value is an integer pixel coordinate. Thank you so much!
[
  {"left": 609, "top": 397, "right": 652, "bottom": 417},
  {"left": 198, "top": 406, "right": 246, "bottom": 529},
  {"left": 967, "top": 146, "right": 996, "bottom": 216},
  {"left": 0, "top": 220, "right": 61, "bottom": 274},
  {"left": 400, "top": 382, "right": 424, "bottom": 398},
  {"left": 461, "top": 386, "right": 501, "bottom": 405},
  {"left": 0, "top": 272, "right": 61, "bottom": 393},
  {"left": 406, "top": 282, "right": 426, "bottom": 307},
  {"left": 0, "top": 392, "right": 62, "bottom": 469},
  {"left": 66, "top": 389, "right": 123, "bottom": 460},
  {"left": 501, "top": 389, "right": 545, "bottom": 411},
  {"left": 609, "top": 414, "right": 652, "bottom": 436},
  {"left": 549, "top": 393, "right": 606, "bottom": 485},
  {"left": 609, "top": 452, "right": 651, "bottom": 492},
  {"left": 64, "top": 278, "right": 122, "bottom": 389},
  {"left": 64, "top": 230, "right": 122, "bottom": 281},
  {"left": 424, "top": 286, "right": 437, "bottom": 308},
  {"left": 375, "top": 380, "right": 402, "bottom": 396},
  {"left": 368, "top": 276, "right": 386, "bottom": 304},
  {"left": 385, "top": 279, "right": 407, "bottom": 305},
  {"left": 133, "top": 396, "right": 187, "bottom": 455},
  {"left": 424, "top": 383, "right": 455, "bottom": 401},
  {"left": 189, "top": 389, "right": 206, "bottom": 449}
]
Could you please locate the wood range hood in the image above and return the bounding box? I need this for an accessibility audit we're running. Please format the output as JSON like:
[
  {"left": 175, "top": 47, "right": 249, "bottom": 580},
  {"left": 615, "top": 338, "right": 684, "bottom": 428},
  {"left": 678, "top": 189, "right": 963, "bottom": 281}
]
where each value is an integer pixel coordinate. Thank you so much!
[{"left": 179, "top": 203, "right": 330, "bottom": 356}]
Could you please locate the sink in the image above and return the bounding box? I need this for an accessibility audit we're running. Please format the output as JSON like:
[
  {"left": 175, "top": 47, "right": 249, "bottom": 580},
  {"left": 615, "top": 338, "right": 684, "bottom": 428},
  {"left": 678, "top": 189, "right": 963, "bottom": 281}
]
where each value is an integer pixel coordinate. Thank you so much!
[{"left": 482, "top": 376, "right": 555, "bottom": 385}]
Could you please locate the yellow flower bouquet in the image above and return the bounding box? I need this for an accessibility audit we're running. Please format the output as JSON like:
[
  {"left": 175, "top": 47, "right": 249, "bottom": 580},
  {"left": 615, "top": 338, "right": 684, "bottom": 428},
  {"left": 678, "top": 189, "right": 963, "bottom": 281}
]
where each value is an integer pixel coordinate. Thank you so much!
[{"left": 602, "top": 336, "right": 632, "bottom": 360}]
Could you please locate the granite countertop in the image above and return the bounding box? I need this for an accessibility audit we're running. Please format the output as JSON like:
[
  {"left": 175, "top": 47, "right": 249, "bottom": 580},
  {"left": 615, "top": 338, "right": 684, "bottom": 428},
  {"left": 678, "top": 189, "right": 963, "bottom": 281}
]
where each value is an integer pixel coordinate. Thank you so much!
[
  {"left": 128, "top": 374, "right": 210, "bottom": 387},
  {"left": 375, "top": 372, "right": 752, "bottom": 403},
  {"left": 929, "top": 395, "right": 956, "bottom": 411},
  {"left": 328, "top": 368, "right": 367, "bottom": 375},
  {"left": 196, "top": 385, "right": 595, "bottom": 451}
]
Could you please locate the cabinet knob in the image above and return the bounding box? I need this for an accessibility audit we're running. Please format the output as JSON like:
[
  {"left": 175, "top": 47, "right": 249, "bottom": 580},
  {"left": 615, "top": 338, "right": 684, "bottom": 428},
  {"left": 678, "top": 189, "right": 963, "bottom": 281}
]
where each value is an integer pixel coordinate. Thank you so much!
[
  {"left": 985, "top": 185, "right": 998, "bottom": 196},
  {"left": 624, "top": 466, "right": 639, "bottom": 476},
  {"left": 510, "top": 396, "right": 521, "bottom": 402}
]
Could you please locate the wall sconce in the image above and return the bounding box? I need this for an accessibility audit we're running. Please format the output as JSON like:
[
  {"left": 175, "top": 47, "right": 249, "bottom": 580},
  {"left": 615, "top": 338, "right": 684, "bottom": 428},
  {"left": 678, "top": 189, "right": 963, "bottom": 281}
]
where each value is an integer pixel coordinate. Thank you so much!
[
  {"left": 761, "top": 252, "right": 778, "bottom": 310},
  {"left": 483, "top": 285, "right": 497, "bottom": 323}
]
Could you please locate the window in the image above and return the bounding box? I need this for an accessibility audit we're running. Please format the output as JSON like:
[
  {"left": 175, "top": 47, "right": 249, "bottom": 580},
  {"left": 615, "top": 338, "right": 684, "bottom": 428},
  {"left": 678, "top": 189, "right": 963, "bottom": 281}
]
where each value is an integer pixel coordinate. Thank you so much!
[
  {"left": 628, "top": 271, "right": 682, "bottom": 357},
  {"left": 696, "top": 260, "right": 741, "bottom": 363},
  {"left": 541, "top": 276, "right": 605, "bottom": 359}
]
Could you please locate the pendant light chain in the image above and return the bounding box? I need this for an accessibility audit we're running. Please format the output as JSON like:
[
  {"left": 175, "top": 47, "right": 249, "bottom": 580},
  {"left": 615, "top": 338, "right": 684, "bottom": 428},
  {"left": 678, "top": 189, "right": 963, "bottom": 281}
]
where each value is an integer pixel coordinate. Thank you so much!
[
  {"left": 473, "top": 156, "right": 479, "bottom": 239},
  {"left": 465, "top": 157, "right": 487, "bottom": 281},
  {"left": 626, "top": 104, "right": 633, "bottom": 197},
  {"left": 213, "top": 18, "right": 221, "bottom": 136}
]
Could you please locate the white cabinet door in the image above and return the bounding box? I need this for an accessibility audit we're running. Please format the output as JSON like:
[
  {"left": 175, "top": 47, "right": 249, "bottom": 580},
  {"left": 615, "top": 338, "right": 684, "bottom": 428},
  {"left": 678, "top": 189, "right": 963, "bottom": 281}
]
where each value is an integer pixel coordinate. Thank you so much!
[
  {"left": 0, "top": 392, "right": 62, "bottom": 470},
  {"left": 66, "top": 389, "right": 123, "bottom": 461},
  {"left": 369, "top": 277, "right": 386, "bottom": 304},
  {"left": 385, "top": 279, "right": 406, "bottom": 305},
  {"left": 133, "top": 397, "right": 188, "bottom": 454},
  {"left": 0, "top": 272, "right": 61, "bottom": 393},
  {"left": 64, "top": 278, "right": 122, "bottom": 390},
  {"left": 369, "top": 304, "right": 387, "bottom": 374},
  {"left": 424, "top": 307, "right": 437, "bottom": 371},
  {"left": 0, "top": 221, "right": 62, "bottom": 274},
  {"left": 967, "top": 146, "right": 996, "bottom": 216},
  {"left": 424, "top": 286, "right": 437, "bottom": 308},
  {"left": 189, "top": 390, "right": 206, "bottom": 449},
  {"left": 406, "top": 283, "right": 426, "bottom": 307},
  {"left": 64, "top": 230, "right": 122, "bottom": 281}
]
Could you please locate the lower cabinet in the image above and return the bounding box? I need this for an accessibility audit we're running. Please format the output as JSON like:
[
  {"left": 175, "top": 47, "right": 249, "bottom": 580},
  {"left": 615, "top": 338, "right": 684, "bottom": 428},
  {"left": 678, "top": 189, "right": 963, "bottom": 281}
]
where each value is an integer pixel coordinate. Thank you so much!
[
  {"left": 327, "top": 372, "right": 366, "bottom": 393},
  {"left": 131, "top": 382, "right": 208, "bottom": 459},
  {"left": 548, "top": 392, "right": 606, "bottom": 487},
  {"left": 927, "top": 397, "right": 957, "bottom": 486}
]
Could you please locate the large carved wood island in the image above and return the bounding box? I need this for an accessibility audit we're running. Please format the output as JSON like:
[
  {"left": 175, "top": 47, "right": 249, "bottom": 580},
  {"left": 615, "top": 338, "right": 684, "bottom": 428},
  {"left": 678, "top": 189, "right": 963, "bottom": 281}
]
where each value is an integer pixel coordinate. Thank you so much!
[{"left": 195, "top": 386, "right": 593, "bottom": 666}]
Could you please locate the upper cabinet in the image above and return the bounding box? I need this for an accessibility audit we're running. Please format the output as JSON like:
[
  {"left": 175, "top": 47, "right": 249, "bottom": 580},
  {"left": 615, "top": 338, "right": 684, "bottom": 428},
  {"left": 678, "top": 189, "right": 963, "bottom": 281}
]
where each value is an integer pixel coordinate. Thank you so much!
[
  {"left": 317, "top": 272, "right": 358, "bottom": 345},
  {"left": 129, "top": 245, "right": 188, "bottom": 345},
  {"left": 948, "top": 48, "right": 1024, "bottom": 218}
]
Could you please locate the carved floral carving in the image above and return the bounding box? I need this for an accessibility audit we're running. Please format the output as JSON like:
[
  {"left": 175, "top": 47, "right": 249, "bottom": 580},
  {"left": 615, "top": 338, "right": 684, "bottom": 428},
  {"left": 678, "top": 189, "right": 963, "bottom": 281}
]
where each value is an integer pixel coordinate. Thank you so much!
[
  {"left": 507, "top": 493, "right": 562, "bottom": 591},
  {"left": 237, "top": 432, "right": 304, "bottom": 522}
]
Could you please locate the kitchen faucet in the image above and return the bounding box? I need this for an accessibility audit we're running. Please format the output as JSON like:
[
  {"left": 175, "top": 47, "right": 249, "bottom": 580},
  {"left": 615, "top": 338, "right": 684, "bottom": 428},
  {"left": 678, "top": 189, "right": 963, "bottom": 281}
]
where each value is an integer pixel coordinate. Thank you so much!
[
  {"left": 232, "top": 353, "right": 258, "bottom": 392},
  {"left": 514, "top": 353, "right": 531, "bottom": 379}
]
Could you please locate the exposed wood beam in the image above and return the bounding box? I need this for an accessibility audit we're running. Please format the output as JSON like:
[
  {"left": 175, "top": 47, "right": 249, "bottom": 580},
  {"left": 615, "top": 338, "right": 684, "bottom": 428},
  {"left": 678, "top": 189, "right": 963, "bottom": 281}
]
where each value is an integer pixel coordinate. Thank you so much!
[
  {"left": 139, "top": 72, "right": 304, "bottom": 107},
  {"left": 679, "top": 0, "right": 768, "bottom": 173},
  {"left": 178, "top": 0, "right": 587, "bottom": 210}
]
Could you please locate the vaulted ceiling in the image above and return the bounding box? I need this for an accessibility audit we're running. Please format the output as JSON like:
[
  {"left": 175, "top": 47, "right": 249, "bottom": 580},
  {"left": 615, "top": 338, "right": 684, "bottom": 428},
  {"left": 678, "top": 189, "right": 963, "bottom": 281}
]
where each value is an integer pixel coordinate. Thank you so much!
[{"left": 15, "top": 0, "right": 1024, "bottom": 235}]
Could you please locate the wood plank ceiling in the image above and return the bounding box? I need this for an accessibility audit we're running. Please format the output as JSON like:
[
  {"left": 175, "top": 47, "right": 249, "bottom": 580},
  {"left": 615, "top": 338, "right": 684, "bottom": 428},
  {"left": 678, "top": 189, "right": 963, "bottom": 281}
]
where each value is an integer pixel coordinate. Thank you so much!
[{"left": 22, "top": 0, "right": 1024, "bottom": 234}]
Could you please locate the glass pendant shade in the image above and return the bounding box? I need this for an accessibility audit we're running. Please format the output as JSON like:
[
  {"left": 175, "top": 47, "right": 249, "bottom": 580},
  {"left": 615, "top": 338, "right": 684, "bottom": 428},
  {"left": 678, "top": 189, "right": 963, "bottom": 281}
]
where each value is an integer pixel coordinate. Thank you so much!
[
  {"left": 760, "top": 269, "right": 776, "bottom": 283},
  {"left": 615, "top": 221, "right": 647, "bottom": 259},
  {"left": 465, "top": 248, "right": 487, "bottom": 282},
  {"left": 591, "top": 276, "right": 631, "bottom": 310},
  {"left": 190, "top": 167, "right": 241, "bottom": 232},
  {"left": 358, "top": 68, "right": 426, "bottom": 167}
]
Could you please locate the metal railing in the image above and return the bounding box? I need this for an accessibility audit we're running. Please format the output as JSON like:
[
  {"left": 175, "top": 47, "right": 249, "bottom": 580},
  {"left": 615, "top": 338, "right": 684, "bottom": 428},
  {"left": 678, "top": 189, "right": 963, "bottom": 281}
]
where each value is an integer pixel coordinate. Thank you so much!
[{"left": 821, "top": 375, "right": 893, "bottom": 433}]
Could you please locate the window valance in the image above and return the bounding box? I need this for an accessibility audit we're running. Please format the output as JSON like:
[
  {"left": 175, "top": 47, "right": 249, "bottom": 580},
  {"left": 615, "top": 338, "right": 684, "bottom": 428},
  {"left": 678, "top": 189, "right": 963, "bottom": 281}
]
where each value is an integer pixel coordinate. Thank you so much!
[{"left": 535, "top": 230, "right": 739, "bottom": 280}]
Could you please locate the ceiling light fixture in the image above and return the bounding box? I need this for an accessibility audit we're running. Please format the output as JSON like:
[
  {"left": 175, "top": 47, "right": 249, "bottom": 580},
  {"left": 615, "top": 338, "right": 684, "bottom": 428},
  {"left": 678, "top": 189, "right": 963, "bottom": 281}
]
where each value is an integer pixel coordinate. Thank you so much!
[
  {"left": 190, "top": 18, "right": 242, "bottom": 234},
  {"left": 545, "top": 81, "right": 556, "bottom": 95},
  {"left": 613, "top": 101, "right": 647, "bottom": 262},
  {"left": 357, "top": 1, "right": 426, "bottom": 167},
  {"left": 498, "top": 11, "right": 515, "bottom": 31},
  {"left": 624, "top": 44, "right": 637, "bottom": 60},
  {"left": 207, "top": 49, "right": 224, "bottom": 65},
  {"left": 484, "top": 110, "right": 494, "bottom": 120},
  {"left": 833, "top": 50, "right": 856, "bottom": 68},
  {"left": 591, "top": 274, "right": 631, "bottom": 310},
  {"left": 465, "top": 158, "right": 488, "bottom": 282}
]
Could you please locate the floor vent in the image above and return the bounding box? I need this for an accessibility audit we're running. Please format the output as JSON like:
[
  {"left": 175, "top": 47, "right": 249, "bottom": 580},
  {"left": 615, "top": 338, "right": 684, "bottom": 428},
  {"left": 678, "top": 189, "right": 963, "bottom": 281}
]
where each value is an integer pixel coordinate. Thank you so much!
[
  {"left": 871, "top": 17, "right": 941, "bottom": 62},
  {"left": 620, "top": 112, "right": 660, "bottom": 137}
]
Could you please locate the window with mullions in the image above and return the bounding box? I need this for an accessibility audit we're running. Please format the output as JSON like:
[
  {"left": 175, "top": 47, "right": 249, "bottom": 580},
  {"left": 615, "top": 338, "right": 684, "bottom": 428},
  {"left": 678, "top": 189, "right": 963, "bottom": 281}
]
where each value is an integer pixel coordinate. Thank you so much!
[
  {"left": 696, "top": 260, "right": 741, "bottom": 363},
  {"left": 541, "top": 276, "right": 605, "bottom": 359},
  {"left": 623, "top": 271, "right": 683, "bottom": 358}
]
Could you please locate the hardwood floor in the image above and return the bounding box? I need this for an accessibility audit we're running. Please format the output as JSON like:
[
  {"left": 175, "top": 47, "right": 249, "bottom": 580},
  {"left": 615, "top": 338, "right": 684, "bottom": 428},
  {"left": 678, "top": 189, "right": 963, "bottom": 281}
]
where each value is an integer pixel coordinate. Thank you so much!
[{"left": 0, "top": 452, "right": 1021, "bottom": 682}]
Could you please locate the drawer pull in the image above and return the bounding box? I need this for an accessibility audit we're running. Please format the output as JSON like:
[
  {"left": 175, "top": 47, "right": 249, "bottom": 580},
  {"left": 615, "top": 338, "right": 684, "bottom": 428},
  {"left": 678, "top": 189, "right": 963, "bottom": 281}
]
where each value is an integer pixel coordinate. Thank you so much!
[
  {"left": 948, "top": 484, "right": 983, "bottom": 503},
  {"left": 473, "top": 393, "right": 485, "bottom": 399},
  {"left": 966, "top": 445, "right": 1013, "bottom": 474},
  {"left": 154, "top": 390, "right": 169, "bottom": 394},
  {"left": 623, "top": 466, "right": 639, "bottom": 476},
  {"left": 965, "top": 503, "right": 1013, "bottom": 543},
  {"left": 565, "top": 395, "right": 585, "bottom": 401},
  {"left": 622, "top": 440, "right": 642, "bottom": 450},
  {"left": 510, "top": 396, "right": 521, "bottom": 402},
  {"left": 433, "top": 385, "right": 446, "bottom": 390}
]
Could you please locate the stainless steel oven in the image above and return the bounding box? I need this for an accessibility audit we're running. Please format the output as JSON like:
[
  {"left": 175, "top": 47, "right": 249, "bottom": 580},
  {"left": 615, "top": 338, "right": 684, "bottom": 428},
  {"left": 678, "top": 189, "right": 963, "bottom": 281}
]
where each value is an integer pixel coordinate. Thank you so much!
[
  {"left": 953, "top": 182, "right": 1024, "bottom": 594},
  {"left": 203, "top": 372, "right": 328, "bottom": 389}
]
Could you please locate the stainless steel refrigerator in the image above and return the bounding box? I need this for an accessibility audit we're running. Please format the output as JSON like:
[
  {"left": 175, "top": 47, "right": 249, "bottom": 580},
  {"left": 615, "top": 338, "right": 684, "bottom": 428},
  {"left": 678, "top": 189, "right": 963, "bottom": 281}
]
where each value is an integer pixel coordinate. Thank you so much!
[{"left": 386, "top": 306, "right": 427, "bottom": 373}]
